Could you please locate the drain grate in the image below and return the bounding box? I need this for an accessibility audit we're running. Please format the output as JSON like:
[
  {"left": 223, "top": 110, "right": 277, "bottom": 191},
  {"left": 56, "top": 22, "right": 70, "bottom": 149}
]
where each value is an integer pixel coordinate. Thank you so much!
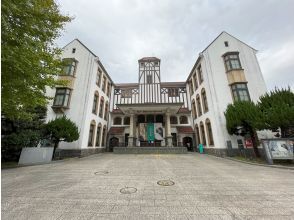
[
  {"left": 157, "top": 180, "right": 175, "bottom": 186},
  {"left": 120, "top": 187, "right": 137, "bottom": 194},
  {"left": 94, "top": 171, "right": 109, "bottom": 175}
]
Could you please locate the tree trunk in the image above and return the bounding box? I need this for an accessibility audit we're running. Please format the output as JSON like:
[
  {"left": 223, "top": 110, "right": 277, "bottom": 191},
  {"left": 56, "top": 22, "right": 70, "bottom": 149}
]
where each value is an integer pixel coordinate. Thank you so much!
[
  {"left": 52, "top": 141, "right": 59, "bottom": 160},
  {"left": 250, "top": 129, "right": 260, "bottom": 158}
]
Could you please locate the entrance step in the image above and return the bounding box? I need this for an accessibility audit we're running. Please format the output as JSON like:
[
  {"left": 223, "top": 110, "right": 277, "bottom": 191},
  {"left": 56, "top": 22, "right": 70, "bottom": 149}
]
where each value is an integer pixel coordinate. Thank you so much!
[{"left": 113, "top": 147, "right": 187, "bottom": 154}]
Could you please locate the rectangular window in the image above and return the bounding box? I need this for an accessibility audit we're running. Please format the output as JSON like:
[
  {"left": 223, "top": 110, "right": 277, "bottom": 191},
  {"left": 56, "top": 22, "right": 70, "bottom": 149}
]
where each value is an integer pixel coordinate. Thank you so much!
[
  {"left": 99, "top": 99, "right": 104, "bottom": 118},
  {"left": 96, "top": 68, "right": 102, "bottom": 86},
  {"left": 231, "top": 83, "right": 250, "bottom": 101},
  {"left": 224, "top": 53, "right": 242, "bottom": 71},
  {"left": 107, "top": 82, "right": 111, "bottom": 97},
  {"left": 193, "top": 73, "right": 198, "bottom": 90},
  {"left": 62, "top": 59, "right": 76, "bottom": 76},
  {"left": 168, "top": 88, "right": 179, "bottom": 97},
  {"left": 198, "top": 65, "right": 203, "bottom": 84},
  {"left": 102, "top": 76, "right": 107, "bottom": 92},
  {"left": 189, "top": 80, "right": 193, "bottom": 96},
  {"left": 53, "top": 88, "right": 71, "bottom": 107},
  {"left": 146, "top": 73, "right": 152, "bottom": 84}
]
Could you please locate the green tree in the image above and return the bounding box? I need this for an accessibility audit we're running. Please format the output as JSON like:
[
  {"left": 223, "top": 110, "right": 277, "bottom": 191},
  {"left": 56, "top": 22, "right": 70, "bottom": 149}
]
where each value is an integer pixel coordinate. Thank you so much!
[
  {"left": 1, "top": 0, "right": 72, "bottom": 120},
  {"left": 224, "top": 101, "right": 263, "bottom": 157},
  {"left": 43, "top": 116, "right": 79, "bottom": 158},
  {"left": 1, "top": 106, "right": 47, "bottom": 162},
  {"left": 258, "top": 87, "right": 294, "bottom": 138}
]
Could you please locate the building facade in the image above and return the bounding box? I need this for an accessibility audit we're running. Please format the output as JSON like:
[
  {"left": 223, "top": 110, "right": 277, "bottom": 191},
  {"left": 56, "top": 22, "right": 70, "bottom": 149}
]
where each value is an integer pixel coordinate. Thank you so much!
[{"left": 46, "top": 32, "right": 270, "bottom": 157}]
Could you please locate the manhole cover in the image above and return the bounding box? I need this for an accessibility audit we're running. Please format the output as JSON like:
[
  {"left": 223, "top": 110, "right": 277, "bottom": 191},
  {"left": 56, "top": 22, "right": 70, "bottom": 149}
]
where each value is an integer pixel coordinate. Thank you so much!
[
  {"left": 157, "top": 180, "right": 175, "bottom": 186},
  {"left": 120, "top": 187, "right": 137, "bottom": 194},
  {"left": 94, "top": 171, "right": 109, "bottom": 175}
]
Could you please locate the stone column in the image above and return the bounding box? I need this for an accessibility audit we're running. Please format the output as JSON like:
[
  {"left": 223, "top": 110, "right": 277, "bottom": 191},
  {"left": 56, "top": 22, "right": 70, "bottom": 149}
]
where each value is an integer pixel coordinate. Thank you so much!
[
  {"left": 128, "top": 114, "right": 135, "bottom": 147},
  {"left": 165, "top": 113, "right": 173, "bottom": 147}
]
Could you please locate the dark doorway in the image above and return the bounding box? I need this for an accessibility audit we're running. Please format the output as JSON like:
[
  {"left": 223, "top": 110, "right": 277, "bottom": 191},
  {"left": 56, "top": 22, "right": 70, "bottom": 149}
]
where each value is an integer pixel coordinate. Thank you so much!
[
  {"left": 172, "top": 133, "right": 177, "bottom": 147},
  {"left": 125, "top": 133, "right": 129, "bottom": 147},
  {"left": 183, "top": 137, "right": 193, "bottom": 151},
  {"left": 109, "top": 137, "right": 119, "bottom": 151}
]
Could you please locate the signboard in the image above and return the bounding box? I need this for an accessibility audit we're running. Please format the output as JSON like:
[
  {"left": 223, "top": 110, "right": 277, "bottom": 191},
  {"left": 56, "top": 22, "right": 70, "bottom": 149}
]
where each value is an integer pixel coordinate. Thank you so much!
[
  {"left": 245, "top": 139, "right": 253, "bottom": 148},
  {"left": 147, "top": 123, "right": 155, "bottom": 141},
  {"left": 262, "top": 139, "right": 294, "bottom": 161}
]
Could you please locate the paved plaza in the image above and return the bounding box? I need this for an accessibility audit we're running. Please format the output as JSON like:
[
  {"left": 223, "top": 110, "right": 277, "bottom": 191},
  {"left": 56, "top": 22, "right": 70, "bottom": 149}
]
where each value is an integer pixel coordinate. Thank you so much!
[{"left": 2, "top": 153, "right": 294, "bottom": 220}]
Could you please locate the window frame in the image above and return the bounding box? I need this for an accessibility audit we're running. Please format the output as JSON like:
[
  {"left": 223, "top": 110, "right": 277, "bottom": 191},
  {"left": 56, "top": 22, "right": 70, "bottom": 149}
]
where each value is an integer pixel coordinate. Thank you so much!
[
  {"left": 53, "top": 88, "right": 71, "bottom": 107},
  {"left": 223, "top": 52, "right": 242, "bottom": 72},
  {"left": 61, "top": 58, "right": 77, "bottom": 76},
  {"left": 168, "top": 88, "right": 179, "bottom": 97},
  {"left": 231, "top": 83, "right": 250, "bottom": 101}
]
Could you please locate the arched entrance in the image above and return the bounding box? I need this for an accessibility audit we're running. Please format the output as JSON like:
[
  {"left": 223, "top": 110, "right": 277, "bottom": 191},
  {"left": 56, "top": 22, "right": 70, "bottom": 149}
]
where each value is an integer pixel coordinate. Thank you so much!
[
  {"left": 183, "top": 137, "right": 193, "bottom": 151},
  {"left": 109, "top": 137, "right": 119, "bottom": 151}
]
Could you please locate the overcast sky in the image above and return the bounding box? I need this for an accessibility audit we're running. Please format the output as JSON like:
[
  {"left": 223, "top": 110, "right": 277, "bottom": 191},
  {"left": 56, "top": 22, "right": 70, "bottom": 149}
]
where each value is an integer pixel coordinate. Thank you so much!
[{"left": 56, "top": 0, "right": 294, "bottom": 90}]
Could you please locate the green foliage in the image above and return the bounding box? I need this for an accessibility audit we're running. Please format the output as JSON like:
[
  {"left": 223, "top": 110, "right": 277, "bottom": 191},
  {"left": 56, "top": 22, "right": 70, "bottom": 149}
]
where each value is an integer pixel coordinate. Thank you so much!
[
  {"left": 1, "top": 0, "right": 72, "bottom": 120},
  {"left": 1, "top": 106, "right": 47, "bottom": 161},
  {"left": 43, "top": 116, "right": 79, "bottom": 147},
  {"left": 224, "top": 101, "right": 263, "bottom": 136},
  {"left": 258, "top": 87, "right": 294, "bottom": 137}
]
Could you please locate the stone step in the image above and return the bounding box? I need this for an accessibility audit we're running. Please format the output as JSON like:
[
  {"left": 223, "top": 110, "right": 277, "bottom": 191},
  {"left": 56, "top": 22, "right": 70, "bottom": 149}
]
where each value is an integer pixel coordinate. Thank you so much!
[{"left": 113, "top": 147, "right": 187, "bottom": 154}]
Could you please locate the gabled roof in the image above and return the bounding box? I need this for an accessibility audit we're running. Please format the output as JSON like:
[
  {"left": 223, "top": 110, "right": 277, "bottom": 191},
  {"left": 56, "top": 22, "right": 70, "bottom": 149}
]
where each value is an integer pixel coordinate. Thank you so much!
[
  {"left": 138, "top": 57, "right": 160, "bottom": 62},
  {"left": 62, "top": 39, "right": 114, "bottom": 84},
  {"left": 201, "top": 31, "right": 257, "bottom": 53},
  {"left": 186, "top": 31, "right": 258, "bottom": 82}
]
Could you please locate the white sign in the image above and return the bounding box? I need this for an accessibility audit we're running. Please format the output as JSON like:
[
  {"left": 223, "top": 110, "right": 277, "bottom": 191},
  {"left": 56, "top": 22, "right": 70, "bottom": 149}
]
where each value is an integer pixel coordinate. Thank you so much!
[{"left": 263, "top": 139, "right": 294, "bottom": 160}]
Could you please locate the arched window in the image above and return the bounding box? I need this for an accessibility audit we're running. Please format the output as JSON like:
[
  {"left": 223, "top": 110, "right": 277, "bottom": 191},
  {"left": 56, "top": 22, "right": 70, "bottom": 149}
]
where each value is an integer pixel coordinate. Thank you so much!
[
  {"left": 99, "top": 96, "right": 104, "bottom": 118},
  {"left": 92, "top": 91, "right": 99, "bottom": 114},
  {"left": 170, "top": 116, "right": 178, "bottom": 124},
  {"left": 196, "top": 94, "right": 202, "bottom": 116},
  {"left": 205, "top": 119, "right": 214, "bottom": 146},
  {"left": 101, "top": 126, "right": 106, "bottom": 146},
  {"left": 200, "top": 121, "right": 206, "bottom": 145},
  {"left": 179, "top": 116, "right": 188, "bottom": 124},
  {"left": 95, "top": 123, "right": 102, "bottom": 147},
  {"left": 88, "top": 120, "right": 96, "bottom": 147},
  {"left": 201, "top": 89, "right": 208, "bottom": 112},
  {"left": 192, "top": 99, "right": 197, "bottom": 119},
  {"left": 124, "top": 117, "right": 130, "bottom": 125},
  {"left": 104, "top": 101, "right": 108, "bottom": 120},
  {"left": 113, "top": 117, "right": 122, "bottom": 125},
  {"left": 195, "top": 124, "right": 200, "bottom": 146}
]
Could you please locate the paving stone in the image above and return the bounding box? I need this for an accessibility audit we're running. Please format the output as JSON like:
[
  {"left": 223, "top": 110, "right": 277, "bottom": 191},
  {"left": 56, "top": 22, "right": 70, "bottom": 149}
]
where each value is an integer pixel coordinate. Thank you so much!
[{"left": 2, "top": 153, "right": 294, "bottom": 219}]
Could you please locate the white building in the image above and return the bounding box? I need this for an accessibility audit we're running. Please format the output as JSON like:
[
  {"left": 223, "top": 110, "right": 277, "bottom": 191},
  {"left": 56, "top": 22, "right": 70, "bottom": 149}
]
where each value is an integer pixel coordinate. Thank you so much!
[{"left": 46, "top": 32, "right": 269, "bottom": 157}]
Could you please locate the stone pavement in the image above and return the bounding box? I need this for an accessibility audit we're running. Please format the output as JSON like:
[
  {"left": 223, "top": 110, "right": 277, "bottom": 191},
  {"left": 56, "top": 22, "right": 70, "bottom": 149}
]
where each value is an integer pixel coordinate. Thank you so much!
[{"left": 2, "top": 153, "right": 294, "bottom": 220}]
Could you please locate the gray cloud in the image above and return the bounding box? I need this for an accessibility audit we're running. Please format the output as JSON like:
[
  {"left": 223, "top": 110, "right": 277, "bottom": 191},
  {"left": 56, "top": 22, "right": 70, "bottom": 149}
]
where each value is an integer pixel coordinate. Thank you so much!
[{"left": 56, "top": 0, "right": 294, "bottom": 90}]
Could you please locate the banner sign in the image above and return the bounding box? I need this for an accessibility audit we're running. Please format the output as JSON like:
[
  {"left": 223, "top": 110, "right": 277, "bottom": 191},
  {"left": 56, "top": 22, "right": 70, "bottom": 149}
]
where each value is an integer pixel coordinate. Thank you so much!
[
  {"left": 139, "top": 123, "right": 164, "bottom": 141},
  {"left": 147, "top": 123, "right": 155, "bottom": 141},
  {"left": 262, "top": 139, "right": 294, "bottom": 160},
  {"left": 154, "top": 123, "right": 164, "bottom": 141}
]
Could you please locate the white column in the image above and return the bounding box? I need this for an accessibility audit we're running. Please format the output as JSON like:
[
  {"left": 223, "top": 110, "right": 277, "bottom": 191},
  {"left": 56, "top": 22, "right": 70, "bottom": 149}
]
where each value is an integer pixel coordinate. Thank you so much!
[
  {"left": 128, "top": 114, "right": 135, "bottom": 147},
  {"left": 165, "top": 113, "right": 173, "bottom": 147}
]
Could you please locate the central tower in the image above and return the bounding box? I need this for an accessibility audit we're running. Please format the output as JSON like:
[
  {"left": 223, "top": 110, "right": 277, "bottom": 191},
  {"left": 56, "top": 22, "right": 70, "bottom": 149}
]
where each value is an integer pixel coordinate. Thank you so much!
[{"left": 138, "top": 57, "right": 161, "bottom": 103}]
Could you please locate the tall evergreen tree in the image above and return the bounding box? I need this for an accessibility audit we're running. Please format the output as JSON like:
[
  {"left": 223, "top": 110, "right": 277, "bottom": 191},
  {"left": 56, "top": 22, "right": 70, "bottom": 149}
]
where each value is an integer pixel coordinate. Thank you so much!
[
  {"left": 258, "top": 87, "right": 294, "bottom": 138},
  {"left": 224, "top": 101, "right": 263, "bottom": 157},
  {"left": 1, "top": 0, "right": 72, "bottom": 120}
]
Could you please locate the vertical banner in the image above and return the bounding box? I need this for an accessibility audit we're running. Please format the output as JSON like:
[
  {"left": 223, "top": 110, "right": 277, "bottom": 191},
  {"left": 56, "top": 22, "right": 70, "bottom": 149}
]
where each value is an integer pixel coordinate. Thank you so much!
[
  {"left": 139, "top": 123, "right": 147, "bottom": 141},
  {"left": 147, "top": 123, "right": 155, "bottom": 141},
  {"left": 154, "top": 123, "right": 163, "bottom": 141}
]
